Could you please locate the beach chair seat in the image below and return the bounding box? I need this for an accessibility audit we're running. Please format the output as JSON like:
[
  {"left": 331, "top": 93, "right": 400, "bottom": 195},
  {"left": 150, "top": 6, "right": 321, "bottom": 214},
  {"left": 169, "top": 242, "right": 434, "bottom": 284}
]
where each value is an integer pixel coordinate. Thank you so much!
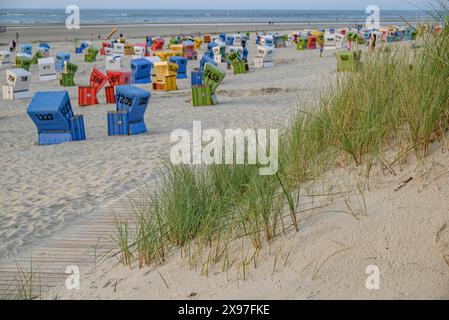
[
  {"left": 108, "top": 85, "right": 151, "bottom": 135},
  {"left": 78, "top": 86, "right": 99, "bottom": 106},
  {"left": 192, "top": 85, "right": 214, "bottom": 106},
  {"left": 105, "top": 86, "right": 116, "bottom": 104},
  {"left": 60, "top": 73, "right": 75, "bottom": 87},
  {"left": 27, "top": 91, "right": 86, "bottom": 145},
  {"left": 232, "top": 61, "right": 246, "bottom": 74},
  {"left": 152, "top": 76, "right": 177, "bottom": 91}
]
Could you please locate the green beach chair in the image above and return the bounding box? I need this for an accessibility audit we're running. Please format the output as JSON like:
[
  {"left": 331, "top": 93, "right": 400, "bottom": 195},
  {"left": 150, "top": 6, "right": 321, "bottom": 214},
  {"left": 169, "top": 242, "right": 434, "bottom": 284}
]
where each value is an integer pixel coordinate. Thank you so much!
[
  {"left": 84, "top": 47, "right": 99, "bottom": 62},
  {"left": 64, "top": 62, "right": 78, "bottom": 74},
  {"left": 192, "top": 63, "right": 226, "bottom": 106},
  {"left": 192, "top": 85, "right": 213, "bottom": 106},
  {"left": 60, "top": 73, "right": 76, "bottom": 86},
  {"left": 296, "top": 38, "right": 306, "bottom": 51},
  {"left": 336, "top": 50, "right": 361, "bottom": 72},
  {"left": 15, "top": 56, "right": 32, "bottom": 71},
  {"left": 203, "top": 63, "right": 225, "bottom": 95},
  {"left": 59, "top": 62, "right": 78, "bottom": 87},
  {"left": 31, "top": 51, "right": 43, "bottom": 65}
]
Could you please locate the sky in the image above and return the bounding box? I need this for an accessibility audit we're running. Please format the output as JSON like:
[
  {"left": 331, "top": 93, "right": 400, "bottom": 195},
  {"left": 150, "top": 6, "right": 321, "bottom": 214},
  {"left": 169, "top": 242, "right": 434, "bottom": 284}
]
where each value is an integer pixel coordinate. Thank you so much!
[{"left": 0, "top": 0, "right": 420, "bottom": 10}]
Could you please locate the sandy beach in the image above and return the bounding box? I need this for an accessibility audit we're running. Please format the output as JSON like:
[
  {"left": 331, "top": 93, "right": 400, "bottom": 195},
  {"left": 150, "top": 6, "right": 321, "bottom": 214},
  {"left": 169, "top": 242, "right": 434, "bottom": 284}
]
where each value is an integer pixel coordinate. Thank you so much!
[
  {"left": 1, "top": 20, "right": 448, "bottom": 301},
  {"left": 0, "top": 30, "right": 333, "bottom": 261}
]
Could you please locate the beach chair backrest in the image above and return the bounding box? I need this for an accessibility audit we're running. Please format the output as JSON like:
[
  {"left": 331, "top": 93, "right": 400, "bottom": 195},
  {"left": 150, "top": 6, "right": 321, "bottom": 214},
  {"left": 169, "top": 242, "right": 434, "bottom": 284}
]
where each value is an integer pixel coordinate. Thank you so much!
[
  {"left": 27, "top": 91, "right": 73, "bottom": 132},
  {"left": 203, "top": 63, "right": 225, "bottom": 94},
  {"left": 131, "top": 58, "right": 152, "bottom": 82},
  {"left": 6, "top": 68, "right": 32, "bottom": 92},
  {"left": 113, "top": 43, "right": 125, "bottom": 56},
  {"left": 89, "top": 67, "right": 108, "bottom": 93},
  {"left": 38, "top": 57, "right": 56, "bottom": 78},
  {"left": 115, "top": 85, "right": 151, "bottom": 124}
]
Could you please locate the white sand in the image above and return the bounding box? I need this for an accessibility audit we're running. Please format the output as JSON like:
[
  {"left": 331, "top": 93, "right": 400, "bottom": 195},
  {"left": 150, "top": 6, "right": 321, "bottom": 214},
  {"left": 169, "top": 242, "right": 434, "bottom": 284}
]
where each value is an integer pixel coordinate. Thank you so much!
[
  {"left": 55, "top": 144, "right": 449, "bottom": 300},
  {"left": 2, "top": 31, "right": 447, "bottom": 300},
  {"left": 0, "top": 35, "right": 334, "bottom": 261}
]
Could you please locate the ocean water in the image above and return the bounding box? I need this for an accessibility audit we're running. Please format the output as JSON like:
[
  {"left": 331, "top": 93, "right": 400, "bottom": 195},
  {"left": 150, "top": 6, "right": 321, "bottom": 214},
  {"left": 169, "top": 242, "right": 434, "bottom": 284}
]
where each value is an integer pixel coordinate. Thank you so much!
[{"left": 0, "top": 9, "right": 427, "bottom": 25}]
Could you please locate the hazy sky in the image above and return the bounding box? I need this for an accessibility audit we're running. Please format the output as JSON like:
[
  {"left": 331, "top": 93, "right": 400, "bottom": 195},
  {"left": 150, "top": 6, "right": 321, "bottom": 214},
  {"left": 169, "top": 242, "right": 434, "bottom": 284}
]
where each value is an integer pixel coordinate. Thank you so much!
[{"left": 0, "top": 0, "right": 420, "bottom": 10}]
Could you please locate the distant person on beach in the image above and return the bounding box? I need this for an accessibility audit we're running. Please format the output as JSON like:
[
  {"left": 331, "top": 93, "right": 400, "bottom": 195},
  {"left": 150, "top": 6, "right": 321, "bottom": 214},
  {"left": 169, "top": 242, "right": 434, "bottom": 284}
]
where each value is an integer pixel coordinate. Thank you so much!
[
  {"left": 12, "top": 39, "right": 16, "bottom": 52},
  {"left": 9, "top": 40, "right": 14, "bottom": 53},
  {"left": 369, "top": 33, "right": 377, "bottom": 53},
  {"left": 89, "top": 32, "right": 94, "bottom": 41},
  {"left": 319, "top": 36, "right": 324, "bottom": 57}
]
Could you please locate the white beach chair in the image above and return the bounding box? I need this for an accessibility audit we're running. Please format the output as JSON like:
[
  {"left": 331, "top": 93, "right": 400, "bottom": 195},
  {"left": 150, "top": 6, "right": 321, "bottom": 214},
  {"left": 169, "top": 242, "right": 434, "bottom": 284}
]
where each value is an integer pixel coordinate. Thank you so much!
[
  {"left": 113, "top": 43, "right": 125, "bottom": 57},
  {"left": 254, "top": 45, "right": 274, "bottom": 68},
  {"left": 38, "top": 57, "right": 57, "bottom": 81},
  {"left": 3, "top": 68, "right": 32, "bottom": 99},
  {"left": 106, "top": 56, "right": 122, "bottom": 71},
  {"left": 0, "top": 50, "right": 11, "bottom": 67}
]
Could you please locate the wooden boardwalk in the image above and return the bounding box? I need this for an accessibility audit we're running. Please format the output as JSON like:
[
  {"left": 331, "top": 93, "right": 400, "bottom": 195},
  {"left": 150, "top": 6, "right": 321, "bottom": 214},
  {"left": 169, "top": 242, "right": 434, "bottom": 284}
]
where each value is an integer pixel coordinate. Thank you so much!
[{"left": 0, "top": 191, "right": 138, "bottom": 299}]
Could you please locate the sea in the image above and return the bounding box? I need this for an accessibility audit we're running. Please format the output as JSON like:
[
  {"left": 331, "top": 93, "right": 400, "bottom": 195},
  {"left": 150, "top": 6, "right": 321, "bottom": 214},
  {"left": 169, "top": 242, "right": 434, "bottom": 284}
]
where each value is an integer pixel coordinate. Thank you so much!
[{"left": 0, "top": 9, "right": 428, "bottom": 25}]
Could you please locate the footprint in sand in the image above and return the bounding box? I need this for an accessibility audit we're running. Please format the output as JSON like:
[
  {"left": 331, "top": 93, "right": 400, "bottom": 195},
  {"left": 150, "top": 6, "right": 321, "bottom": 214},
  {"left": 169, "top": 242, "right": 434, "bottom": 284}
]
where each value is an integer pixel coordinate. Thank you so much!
[{"left": 435, "top": 222, "right": 449, "bottom": 267}]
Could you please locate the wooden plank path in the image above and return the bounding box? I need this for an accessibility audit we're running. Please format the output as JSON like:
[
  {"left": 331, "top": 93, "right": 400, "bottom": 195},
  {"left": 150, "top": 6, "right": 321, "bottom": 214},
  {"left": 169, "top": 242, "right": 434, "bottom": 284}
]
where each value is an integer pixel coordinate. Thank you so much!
[{"left": 0, "top": 189, "right": 143, "bottom": 299}]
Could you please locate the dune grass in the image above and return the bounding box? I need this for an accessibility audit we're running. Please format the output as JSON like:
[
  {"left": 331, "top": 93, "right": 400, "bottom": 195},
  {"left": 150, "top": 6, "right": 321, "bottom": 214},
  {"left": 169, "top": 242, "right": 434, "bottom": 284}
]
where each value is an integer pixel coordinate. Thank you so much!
[{"left": 112, "top": 4, "right": 449, "bottom": 272}]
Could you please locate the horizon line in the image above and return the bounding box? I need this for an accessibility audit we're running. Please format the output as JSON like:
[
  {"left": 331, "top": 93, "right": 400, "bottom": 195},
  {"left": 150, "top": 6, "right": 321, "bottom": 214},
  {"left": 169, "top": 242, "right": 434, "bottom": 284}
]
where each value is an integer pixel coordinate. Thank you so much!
[{"left": 0, "top": 7, "right": 421, "bottom": 10}]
